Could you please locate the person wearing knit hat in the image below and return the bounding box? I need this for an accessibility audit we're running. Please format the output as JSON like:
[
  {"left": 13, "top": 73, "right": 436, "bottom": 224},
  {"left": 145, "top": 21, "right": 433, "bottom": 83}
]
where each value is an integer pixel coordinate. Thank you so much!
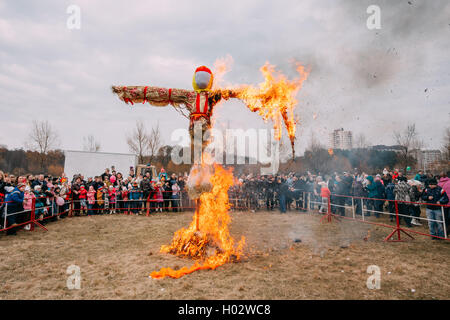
[
  {"left": 394, "top": 176, "right": 412, "bottom": 227},
  {"left": 422, "top": 178, "right": 449, "bottom": 239},
  {"left": 17, "top": 183, "right": 26, "bottom": 190},
  {"left": 4, "top": 183, "right": 25, "bottom": 235}
]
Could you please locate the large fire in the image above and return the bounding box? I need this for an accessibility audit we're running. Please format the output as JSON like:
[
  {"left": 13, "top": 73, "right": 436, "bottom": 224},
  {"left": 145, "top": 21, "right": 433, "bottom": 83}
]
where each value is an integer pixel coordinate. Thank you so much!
[
  {"left": 150, "top": 165, "right": 245, "bottom": 279},
  {"left": 234, "top": 62, "right": 309, "bottom": 158}
]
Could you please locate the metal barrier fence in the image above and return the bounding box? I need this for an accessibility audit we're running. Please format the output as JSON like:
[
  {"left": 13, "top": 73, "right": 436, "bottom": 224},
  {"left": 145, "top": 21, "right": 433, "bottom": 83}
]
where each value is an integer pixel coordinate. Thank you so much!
[
  {"left": 304, "top": 192, "right": 449, "bottom": 241},
  {"left": 1, "top": 190, "right": 449, "bottom": 241}
]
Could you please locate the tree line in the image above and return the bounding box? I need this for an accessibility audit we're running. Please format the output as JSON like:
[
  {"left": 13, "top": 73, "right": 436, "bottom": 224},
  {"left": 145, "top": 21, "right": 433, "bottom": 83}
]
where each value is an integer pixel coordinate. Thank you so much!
[{"left": 1, "top": 120, "right": 448, "bottom": 176}]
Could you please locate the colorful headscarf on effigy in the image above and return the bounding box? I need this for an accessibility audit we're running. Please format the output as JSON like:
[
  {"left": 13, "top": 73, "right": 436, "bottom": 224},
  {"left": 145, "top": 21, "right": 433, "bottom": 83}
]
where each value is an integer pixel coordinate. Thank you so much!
[{"left": 192, "top": 66, "right": 213, "bottom": 92}]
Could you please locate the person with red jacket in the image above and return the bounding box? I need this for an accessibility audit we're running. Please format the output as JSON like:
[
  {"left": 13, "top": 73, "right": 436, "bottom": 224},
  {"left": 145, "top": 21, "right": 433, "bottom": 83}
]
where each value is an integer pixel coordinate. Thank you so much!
[
  {"left": 108, "top": 186, "right": 117, "bottom": 214},
  {"left": 79, "top": 185, "right": 87, "bottom": 215},
  {"left": 319, "top": 182, "right": 331, "bottom": 213},
  {"left": 120, "top": 186, "right": 128, "bottom": 214},
  {"left": 87, "top": 186, "right": 96, "bottom": 216}
]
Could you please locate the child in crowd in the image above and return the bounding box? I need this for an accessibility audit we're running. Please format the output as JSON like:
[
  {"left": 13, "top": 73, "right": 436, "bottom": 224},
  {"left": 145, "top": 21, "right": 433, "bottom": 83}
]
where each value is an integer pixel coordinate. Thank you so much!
[
  {"left": 44, "top": 183, "right": 56, "bottom": 219},
  {"left": 129, "top": 182, "right": 140, "bottom": 215},
  {"left": 108, "top": 185, "right": 116, "bottom": 214},
  {"left": 116, "top": 185, "right": 123, "bottom": 213},
  {"left": 53, "top": 186, "right": 63, "bottom": 218},
  {"left": 155, "top": 182, "right": 164, "bottom": 212},
  {"left": 33, "top": 185, "right": 45, "bottom": 221},
  {"left": 172, "top": 182, "right": 181, "bottom": 212},
  {"left": 103, "top": 186, "right": 110, "bottom": 214},
  {"left": 96, "top": 185, "right": 105, "bottom": 214},
  {"left": 319, "top": 181, "right": 331, "bottom": 213},
  {"left": 79, "top": 185, "right": 87, "bottom": 215},
  {"left": 23, "top": 186, "right": 35, "bottom": 230},
  {"left": 121, "top": 186, "right": 129, "bottom": 214},
  {"left": 87, "top": 186, "right": 96, "bottom": 216}
]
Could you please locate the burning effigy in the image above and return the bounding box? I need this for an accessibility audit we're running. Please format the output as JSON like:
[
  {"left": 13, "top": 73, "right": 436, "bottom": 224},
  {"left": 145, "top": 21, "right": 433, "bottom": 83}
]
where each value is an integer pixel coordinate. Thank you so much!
[{"left": 111, "top": 60, "right": 308, "bottom": 278}]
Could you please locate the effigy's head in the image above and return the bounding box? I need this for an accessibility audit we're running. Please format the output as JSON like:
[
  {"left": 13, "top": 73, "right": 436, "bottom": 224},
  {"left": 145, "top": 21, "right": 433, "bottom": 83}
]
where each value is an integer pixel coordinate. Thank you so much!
[{"left": 192, "top": 66, "right": 213, "bottom": 92}]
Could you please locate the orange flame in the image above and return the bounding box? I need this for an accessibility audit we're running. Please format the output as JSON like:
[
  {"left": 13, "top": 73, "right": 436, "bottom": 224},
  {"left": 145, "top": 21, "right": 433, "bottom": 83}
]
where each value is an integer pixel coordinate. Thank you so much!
[
  {"left": 212, "top": 54, "right": 234, "bottom": 90},
  {"left": 328, "top": 148, "right": 334, "bottom": 156},
  {"left": 150, "top": 165, "right": 245, "bottom": 279},
  {"left": 235, "top": 62, "right": 309, "bottom": 152}
]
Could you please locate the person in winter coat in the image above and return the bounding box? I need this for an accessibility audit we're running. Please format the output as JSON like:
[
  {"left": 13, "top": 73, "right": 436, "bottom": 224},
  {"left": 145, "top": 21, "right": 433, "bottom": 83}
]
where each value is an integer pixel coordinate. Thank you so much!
[
  {"left": 374, "top": 175, "right": 386, "bottom": 217},
  {"left": 381, "top": 172, "right": 392, "bottom": 188},
  {"left": 408, "top": 180, "right": 423, "bottom": 226},
  {"left": 171, "top": 182, "right": 181, "bottom": 212},
  {"left": 121, "top": 186, "right": 129, "bottom": 214},
  {"left": 421, "top": 178, "right": 449, "bottom": 239},
  {"left": 319, "top": 182, "right": 331, "bottom": 213},
  {"left": 79, "top": 185, "right": 87, "bottom": 215},
  {"left": 438, "top": 171, "right": 450, "bottom": 230},
  {"left": 162, "top": 181, "right": 171, "bottom": 212},
  {"left": 394, "top": 177, "right": 412, "bottom": 227},
  {"left": 140, "top": 174, "right": 153, "bottom": 214},
  {"left": 129, "top": 182, "right": 141, "bottom": 215},
  {"left": 4, "top": 183, "right": 25, "bottom": 235},
  {"left": 158, "top": 168, "right": 168, "bottom": 181},
  {"left": 23, "top": 186, "right": 35, "bottom": 211},
  {"left": 365, "top": 176, "right": 384, "bottom": 218},
  {"left": 33, "top": 185, "right": 46, "bottom": 222},
  {"left": 96, "top": 185, "right": 105, "bottom": 214},
  {"left": 351, "top": 176, "right": 365, "bottom": 215},
  {"left": 155, "top": 182, "right": 164, "bottom": 212},
  {"left": 71, "top": 178, "right": 82, "bottom": 216},
  {"left": 22, "top": 186, "right": 36, "bottom": 230},
  {"left": 0, "top": 171, "right": 6, "bottom": 207},
  {"left": 278, "top": 178, "right": 289, "bottom": 213},
  {"left": 108, "top": 185, "right": 116, "bottom": 214},
  {"left": 385, "top": 180, "right": 396, "bottom": 222},
  {"left": 334, "top": 176, "right": 347, "bottom": 216},
  {"left": 87, "top": 186, "right": 96, "bottom": 216}
]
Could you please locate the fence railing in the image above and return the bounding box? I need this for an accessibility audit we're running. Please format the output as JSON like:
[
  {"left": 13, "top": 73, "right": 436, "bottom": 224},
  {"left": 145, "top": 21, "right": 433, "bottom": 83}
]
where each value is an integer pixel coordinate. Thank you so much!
[
  {"left": 303, "top": 192, "right": 449, "bottom": 241},
  {"left": 1, "top": 190, "right": 449, "bottom": 241}
]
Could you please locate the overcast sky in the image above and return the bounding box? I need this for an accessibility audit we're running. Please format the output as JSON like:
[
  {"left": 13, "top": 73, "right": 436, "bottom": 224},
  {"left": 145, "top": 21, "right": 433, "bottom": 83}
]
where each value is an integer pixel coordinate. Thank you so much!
[{"left": 0, "top": 0, "right": 449, "bottom": 156}]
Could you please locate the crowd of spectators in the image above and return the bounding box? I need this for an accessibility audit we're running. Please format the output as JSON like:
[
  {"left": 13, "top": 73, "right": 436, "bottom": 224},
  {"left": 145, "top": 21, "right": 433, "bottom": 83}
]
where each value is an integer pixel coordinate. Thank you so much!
[
  {"left": 1, "top": 166, "right": 449, "bottom": 239},
  {"left": 232, "top": 168, "right": 449, "bottom": 239}
]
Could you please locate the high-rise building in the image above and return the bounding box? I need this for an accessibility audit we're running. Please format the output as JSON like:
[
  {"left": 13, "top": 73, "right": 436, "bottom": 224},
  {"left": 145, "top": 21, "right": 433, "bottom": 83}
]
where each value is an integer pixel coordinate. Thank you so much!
[
  {"left": 329, "top": 128, "right": 353, "bottom": 150},
  {"left": 412, "top": 149, "right": 442, "bottom": 172}
]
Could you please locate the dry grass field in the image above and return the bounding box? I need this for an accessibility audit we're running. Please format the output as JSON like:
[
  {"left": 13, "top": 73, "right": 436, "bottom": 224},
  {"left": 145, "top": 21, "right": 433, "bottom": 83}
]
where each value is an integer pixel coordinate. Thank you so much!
[{"left": 0, "top": 209, "right": 449, "bottom": 300}]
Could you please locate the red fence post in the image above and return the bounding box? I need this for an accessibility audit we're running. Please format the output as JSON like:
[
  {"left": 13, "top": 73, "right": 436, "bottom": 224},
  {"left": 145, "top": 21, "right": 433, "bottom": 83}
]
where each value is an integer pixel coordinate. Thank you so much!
[
  {"left": 70, "top": 197, "right": 74, "bottom": 217},
  {"left": 384, "top": 199, "right": 414, "bottom": 242},
  {"left": 30, "top": 197, "right": 36, "bottom": 232},
  {"left": 394, "top": 200, "right": 401, "bottom": 241}
]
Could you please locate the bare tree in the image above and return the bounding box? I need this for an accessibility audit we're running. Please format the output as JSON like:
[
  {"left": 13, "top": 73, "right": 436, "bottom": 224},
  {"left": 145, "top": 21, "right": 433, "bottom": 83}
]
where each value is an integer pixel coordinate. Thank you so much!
[
  {"left": 148, "top": 123, "right": 162, "bottom": 163},
  {"left": 83, "top": 135, "right": 101, "bottom": 152},
  {"left": 26, "top": 120, "right": 59, "bottom": 171},
  {"left": 127, "top": 120, "right": 149, "bottom": 164},
  {"left": 393, "top": 123, "right": 422, "bottom": 172},
  {"left": 354, "top": 133, "right": 371, "bottom": 149},
  {"left": 27, "top": 120, "right": 59, "bottom": 153},
  {"left": 307, "top": 130, "right": 324, "bottom": 152}
]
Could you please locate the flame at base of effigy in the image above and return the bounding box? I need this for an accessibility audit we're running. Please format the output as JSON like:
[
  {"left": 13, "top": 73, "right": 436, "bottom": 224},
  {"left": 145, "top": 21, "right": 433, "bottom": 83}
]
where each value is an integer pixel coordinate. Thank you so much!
[{"left": 150, "top": 164, "right": 245, "bottom": 279}]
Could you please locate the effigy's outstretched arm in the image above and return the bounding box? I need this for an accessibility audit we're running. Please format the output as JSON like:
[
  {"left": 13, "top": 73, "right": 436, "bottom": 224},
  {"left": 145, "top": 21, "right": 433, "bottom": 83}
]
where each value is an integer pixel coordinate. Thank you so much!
[
  {"left": 111, "top": 86, "right": 194, "bottom": 108},
  {"left": 214, "top": 88, "right": 243, "bottom": 101}
]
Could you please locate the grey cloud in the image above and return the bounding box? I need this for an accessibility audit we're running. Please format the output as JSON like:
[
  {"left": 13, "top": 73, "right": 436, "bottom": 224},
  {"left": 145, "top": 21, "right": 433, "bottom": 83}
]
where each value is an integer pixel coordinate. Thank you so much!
[{"left": 0, "top": 0, "right": 448, "bottom": 156}]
